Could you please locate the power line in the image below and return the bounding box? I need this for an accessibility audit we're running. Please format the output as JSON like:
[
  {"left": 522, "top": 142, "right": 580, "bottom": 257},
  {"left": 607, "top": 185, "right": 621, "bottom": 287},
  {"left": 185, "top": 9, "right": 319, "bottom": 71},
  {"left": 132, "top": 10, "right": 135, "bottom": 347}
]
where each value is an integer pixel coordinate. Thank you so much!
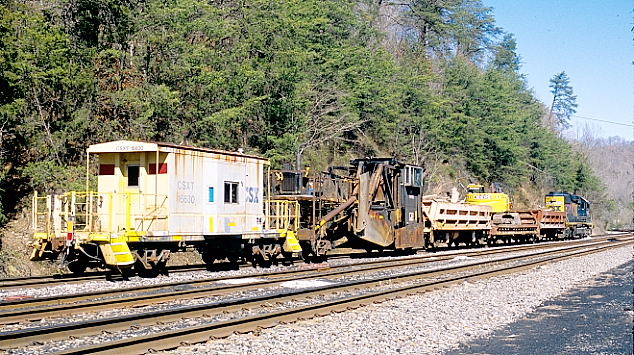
[{"left": 571, "top": 115, "right": 633, "bottom": 127}]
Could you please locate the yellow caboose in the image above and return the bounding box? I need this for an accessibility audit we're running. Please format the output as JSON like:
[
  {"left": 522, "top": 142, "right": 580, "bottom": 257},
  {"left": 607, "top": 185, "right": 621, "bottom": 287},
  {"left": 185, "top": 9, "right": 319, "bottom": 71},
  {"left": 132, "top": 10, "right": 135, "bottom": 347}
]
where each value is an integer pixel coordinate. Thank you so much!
[{"left": 30, "top": 140, "right": 300, "bottom": 274}]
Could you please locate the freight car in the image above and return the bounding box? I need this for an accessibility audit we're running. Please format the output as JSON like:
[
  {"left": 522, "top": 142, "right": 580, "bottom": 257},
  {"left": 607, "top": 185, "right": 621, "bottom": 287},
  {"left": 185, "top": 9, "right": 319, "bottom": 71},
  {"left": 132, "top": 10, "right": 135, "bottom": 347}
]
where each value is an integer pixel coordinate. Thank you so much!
[
  {"left": 30, "top": 140, "right": 301, "bottom": 275},
  {"left": 270, "top": 158, "right": 428, "bottom": 259},
  {"left": 266, "top": 160, "right": 586, "bottom": 257},
  {"left": 464, "top": 184, "right": 569, "bottom": 243}
]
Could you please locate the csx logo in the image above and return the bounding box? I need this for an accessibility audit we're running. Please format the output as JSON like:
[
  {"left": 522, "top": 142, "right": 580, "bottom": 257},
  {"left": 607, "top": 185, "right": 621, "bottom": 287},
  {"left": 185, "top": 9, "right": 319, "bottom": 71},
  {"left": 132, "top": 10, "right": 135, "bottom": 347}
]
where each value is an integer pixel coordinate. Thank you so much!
[{"left": 245, "top": 187, "right": 259, "bottom": 203}]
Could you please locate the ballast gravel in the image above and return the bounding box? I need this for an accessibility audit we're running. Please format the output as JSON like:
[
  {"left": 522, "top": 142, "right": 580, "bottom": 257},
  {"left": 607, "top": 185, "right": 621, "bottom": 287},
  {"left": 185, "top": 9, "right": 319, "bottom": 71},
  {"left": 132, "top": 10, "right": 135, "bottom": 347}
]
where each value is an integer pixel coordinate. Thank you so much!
[
  {"left": 0, "top": 252, "right": 525, "bottom": 333},
  {"left": 167, "top": 245, "right": 632, "bottom": 355},
  {"left": 0, "top": 253, "right": 437, "bottom": 301},
  {"left": 0, "top": 239, "right": 584, "bottom": 302}
]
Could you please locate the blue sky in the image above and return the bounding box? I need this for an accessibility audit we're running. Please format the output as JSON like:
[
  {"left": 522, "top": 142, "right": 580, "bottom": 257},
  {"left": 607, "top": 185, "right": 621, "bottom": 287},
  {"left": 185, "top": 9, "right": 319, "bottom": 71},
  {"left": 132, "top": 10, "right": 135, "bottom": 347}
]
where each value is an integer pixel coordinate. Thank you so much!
[{"left": 485, "top": 0, "right": 632, "bottom": 141}]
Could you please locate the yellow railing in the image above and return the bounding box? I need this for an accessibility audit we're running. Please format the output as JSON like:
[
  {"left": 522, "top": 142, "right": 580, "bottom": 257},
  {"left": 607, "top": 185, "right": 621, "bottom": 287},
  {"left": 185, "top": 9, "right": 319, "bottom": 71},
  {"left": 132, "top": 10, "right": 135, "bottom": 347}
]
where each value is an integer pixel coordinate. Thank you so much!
[
  {"left": 265, "top": 199, "right": 300, "bottom": 231},
  {"left": 32, "top": 192, "right": 52, "bottom": 234},
  {"left": 32, "top": 191, "right": 169, "bottom": 235}
]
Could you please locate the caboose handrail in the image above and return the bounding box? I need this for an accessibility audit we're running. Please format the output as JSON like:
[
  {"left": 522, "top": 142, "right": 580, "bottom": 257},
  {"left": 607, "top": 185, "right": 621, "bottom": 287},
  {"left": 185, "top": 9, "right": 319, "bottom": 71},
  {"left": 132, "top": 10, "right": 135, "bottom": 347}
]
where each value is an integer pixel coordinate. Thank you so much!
[
  {"left": 31, "top": 191, "right": 170, "bottom": 235},
  {"left": 264, "top": 199, "right": 299, "bottom": 231}
]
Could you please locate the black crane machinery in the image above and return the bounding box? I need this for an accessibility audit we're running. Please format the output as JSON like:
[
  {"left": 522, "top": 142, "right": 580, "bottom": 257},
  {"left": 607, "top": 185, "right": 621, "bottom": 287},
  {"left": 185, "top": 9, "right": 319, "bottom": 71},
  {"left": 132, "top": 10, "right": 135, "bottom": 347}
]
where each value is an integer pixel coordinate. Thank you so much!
[{"left": 268, "top": 158, "right": 426, "bottom": 258}]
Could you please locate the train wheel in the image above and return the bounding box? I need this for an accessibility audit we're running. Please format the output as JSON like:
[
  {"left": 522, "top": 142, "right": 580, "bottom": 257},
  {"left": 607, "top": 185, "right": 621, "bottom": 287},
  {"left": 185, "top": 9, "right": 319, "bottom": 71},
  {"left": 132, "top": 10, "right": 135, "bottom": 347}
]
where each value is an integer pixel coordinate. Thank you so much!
[
  {"left": 280, "top": 250, "right": 294, "bottom": 265},
  {"left": 253, "top": 252, "right": 271, "bottom": 268},
  {"left": 119, "top": 266, "right": 135, "bottom": 280},
  {"left": 201, "top": 252, "right": 215, "bottom": 266},
  {"left": 297, "top": 241, "right": 315, "bottom": 262},
  {"left": 227, "top": 254, "right": 240, "bottom": 268},
  {"left": 136, "top": 263, "right": 160, "bottom": 278},
  {"left": 67, "top": 260, "right": 87, "bottom": 275}
]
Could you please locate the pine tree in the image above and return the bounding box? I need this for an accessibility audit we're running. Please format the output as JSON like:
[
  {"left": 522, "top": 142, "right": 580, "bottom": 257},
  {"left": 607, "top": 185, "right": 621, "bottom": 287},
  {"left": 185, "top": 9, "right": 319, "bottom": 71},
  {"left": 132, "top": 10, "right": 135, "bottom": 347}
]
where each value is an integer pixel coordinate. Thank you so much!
[
  {"left": 548, "top": 71, "right": 577, "bottom": 130},
  {"left": 491, "top": 33, "right": 520, "bottom": 72}
]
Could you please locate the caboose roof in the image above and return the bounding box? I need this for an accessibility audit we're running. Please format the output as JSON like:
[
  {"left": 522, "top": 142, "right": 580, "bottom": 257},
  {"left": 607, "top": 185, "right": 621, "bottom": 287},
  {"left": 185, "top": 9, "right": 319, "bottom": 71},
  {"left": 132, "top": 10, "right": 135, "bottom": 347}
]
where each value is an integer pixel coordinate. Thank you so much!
[{"left": 87, "top": 140, "right": 268, "bottom": 161}]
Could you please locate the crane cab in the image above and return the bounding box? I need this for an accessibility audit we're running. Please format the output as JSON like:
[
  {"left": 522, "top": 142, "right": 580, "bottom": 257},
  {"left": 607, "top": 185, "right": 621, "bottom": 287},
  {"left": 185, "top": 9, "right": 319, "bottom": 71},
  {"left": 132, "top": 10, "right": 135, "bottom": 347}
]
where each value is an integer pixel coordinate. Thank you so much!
[{"left": 464, "top": 183, "right": 511, "bottom": 213}]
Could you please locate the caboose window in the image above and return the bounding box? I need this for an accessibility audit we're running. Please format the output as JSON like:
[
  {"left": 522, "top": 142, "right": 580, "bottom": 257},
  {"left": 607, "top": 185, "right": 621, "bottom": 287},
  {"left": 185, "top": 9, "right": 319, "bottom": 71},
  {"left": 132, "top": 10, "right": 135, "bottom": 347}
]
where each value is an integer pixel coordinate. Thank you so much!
[
  {"left": 224, "top": 182, "right": 239, "bottom": 204},
  {"left": 127, "top": 166, "right": 140, "bottom": 187}
]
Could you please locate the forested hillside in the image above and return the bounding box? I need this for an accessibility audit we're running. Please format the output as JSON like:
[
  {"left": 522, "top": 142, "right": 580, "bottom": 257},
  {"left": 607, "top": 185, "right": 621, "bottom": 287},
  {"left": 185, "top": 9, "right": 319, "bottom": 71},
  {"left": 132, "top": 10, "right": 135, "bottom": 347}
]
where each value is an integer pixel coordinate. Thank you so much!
[
  {"left": 577, "top": 136, "right": 633, "bottom": 230},
  {"left": 0, "top": 1, "right": 612, "bottom": 225}
]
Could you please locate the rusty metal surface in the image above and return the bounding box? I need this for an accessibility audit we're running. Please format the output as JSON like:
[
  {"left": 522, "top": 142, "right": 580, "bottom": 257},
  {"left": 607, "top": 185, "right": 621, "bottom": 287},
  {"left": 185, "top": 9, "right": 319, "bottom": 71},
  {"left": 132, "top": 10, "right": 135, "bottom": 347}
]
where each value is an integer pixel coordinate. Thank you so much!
[
  {"left": 490, "top": 210, "right": 563, "bottom": 237},
  {"left": 423, "top": 199, "right": 492, "bottom": 231},
  {"left": 362, "top": 209, "right": 394, "bottom": 247},
  {"left": 394, "top": 224, "right": 425, "bottom": 249},
  {"left": 355, "top": 172, "right": 369, "bottom": 233},
  {"left": 540, "top": 210, "right": 567, "bottom": 229}
]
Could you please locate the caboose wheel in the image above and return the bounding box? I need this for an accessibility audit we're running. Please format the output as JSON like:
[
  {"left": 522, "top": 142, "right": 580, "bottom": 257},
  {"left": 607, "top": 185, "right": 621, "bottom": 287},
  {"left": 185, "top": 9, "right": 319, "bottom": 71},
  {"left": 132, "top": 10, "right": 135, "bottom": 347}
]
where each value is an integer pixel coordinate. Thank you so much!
[
  {"left": 67, "top": 260, "right": 87, "bottom": 275},
  {"left": 201, "top": 252, "right": 215, "bottom": 266},
  {"left": 137, "top": 266, "right": 160, "bottom": 278},
  {"left": 280, "top": 250, "right": 294, "bottom": 265},
  {"left": 227, "top": 254, "right": 240, "bottom": 265},
  {"left": 255, "top": 253, "right": 271, "bottom": 268},
  {"left": 119, "top": 266, "right": 135, "bottom": 280}
]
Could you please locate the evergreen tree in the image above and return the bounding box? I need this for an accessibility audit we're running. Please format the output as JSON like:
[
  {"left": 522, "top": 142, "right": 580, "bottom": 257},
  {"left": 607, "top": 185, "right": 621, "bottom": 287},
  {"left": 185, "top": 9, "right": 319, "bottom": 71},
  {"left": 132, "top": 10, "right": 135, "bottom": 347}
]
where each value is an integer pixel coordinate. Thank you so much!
[
  {"left": 548, "top": 71, "right": 577, "bottom": 130},
  {"left": 491, "top": 33, "right": 520, "bottom": 72}
]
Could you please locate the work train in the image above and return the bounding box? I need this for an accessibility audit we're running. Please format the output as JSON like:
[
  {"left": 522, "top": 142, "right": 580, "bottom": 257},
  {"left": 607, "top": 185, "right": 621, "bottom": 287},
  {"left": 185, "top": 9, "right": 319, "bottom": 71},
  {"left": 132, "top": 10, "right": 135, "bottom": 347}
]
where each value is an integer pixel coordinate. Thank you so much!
[{"left": 29, "top": 140, "right": 593, "bottom": 275}]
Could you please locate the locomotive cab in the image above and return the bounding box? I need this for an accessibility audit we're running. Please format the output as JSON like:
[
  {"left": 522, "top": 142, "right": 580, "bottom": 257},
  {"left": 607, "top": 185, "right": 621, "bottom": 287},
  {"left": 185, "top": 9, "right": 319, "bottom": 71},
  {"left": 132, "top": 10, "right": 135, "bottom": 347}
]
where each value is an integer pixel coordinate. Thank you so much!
[{"left": 545, "top": 192, "right": 592, "bottom": 238}]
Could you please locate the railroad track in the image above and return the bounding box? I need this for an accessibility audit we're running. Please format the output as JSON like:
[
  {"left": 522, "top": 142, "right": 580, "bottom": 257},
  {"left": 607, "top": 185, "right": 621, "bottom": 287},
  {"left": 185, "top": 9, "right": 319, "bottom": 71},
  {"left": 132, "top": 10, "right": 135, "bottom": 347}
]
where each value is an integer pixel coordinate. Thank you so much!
[
  {"left": 0, "top": 263, "right": 214, "bottom": 290},
  {"left": 1, "top": 233, "right": 625, "bottom": 291},
  {"left": 0, "top": 236, "right": 630, "bottom": 354},
  {"left": 0, "top": 244, "right": 574, "bottom": 323},
  {"left": 0, "top": 234, "right": 627, "bottom": 323}
]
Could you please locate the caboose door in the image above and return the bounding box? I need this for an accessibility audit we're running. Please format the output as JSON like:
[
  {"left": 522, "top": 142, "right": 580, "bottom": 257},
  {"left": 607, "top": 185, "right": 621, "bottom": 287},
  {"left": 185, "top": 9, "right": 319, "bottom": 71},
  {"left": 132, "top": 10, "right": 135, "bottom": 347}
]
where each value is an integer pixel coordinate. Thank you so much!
[{"left": 121, "top": 159, "right": 142, "bottom": 231}]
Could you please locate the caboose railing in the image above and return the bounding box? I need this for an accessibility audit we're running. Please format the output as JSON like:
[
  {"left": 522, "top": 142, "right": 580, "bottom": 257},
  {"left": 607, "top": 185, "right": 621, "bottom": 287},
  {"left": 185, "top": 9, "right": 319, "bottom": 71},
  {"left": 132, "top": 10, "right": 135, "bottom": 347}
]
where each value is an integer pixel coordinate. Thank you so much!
[
  {"left": 265, "top": 200, "right": 300, "bottom": 231},
  {"left": 32, "top": 191, "right": 169, "bottom": 235}
]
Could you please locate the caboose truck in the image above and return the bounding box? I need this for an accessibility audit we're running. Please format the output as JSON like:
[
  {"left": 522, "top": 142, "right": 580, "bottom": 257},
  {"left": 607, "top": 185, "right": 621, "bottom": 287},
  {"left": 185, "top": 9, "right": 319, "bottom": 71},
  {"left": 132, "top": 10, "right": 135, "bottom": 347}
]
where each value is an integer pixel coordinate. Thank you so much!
[{"left": 30, "top": 140, "right": 300, "bottom": 275}]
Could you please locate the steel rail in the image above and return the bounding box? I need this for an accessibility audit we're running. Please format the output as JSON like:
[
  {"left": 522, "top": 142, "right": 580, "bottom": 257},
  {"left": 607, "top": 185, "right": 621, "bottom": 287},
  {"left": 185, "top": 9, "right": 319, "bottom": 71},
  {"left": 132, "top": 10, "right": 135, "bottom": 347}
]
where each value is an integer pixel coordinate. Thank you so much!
[
  {"left": 1, "top": 233, "right": 626, "bottom": 290},
  {"left": 62, "top": 238, "right": 631, "bottom": 355},
  {"left": 0, "top": 238, "right": 629, "bottom": 351},
  {"left": 1, "top": 235, "right": 625, "bottom": 321},
  {"left": 0, "top": 263, "right": 212, "bottom": 289},
  {"left": 2, "top": 233, "right": 623, "bottom": 296},
  {"left": 0, "top": 232, "right": 632, "bottom": 289}
]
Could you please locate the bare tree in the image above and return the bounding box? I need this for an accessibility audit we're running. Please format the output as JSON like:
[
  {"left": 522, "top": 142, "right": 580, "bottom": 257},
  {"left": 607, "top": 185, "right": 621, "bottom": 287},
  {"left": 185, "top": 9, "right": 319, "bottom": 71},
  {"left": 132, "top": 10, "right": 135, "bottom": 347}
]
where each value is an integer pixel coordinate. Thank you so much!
[{"left": 293, "top": 83, "right": 365, "bottom": 169}]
